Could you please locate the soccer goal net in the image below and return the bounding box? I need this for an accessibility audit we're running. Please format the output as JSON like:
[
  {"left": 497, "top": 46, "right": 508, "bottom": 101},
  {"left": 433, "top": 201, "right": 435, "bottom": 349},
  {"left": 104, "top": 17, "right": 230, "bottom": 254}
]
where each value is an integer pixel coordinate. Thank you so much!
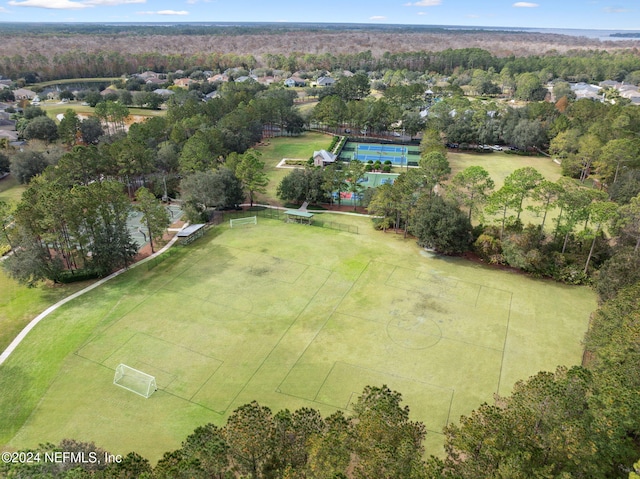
[
  {"left": 230, "top": 216, "right": 257, "bottom": 228},
  {"left": 113, "top": 364, "right": 157, "bottom": 398}
]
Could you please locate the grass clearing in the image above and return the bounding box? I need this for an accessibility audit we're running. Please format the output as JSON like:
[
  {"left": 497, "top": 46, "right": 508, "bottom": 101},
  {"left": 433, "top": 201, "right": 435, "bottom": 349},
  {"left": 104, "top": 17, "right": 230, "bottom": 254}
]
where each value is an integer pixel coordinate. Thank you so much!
[
  {"left": 257, "top": 132, "right": 333, "bottom": 203},
  {"left": 0, "top": 270, "right": 91, "bottom": 355},
  {"left": 40, "top": 101, "right": 166, "bottom": 121},
  {"left": 0, "top": 176, "right": 25, "bottom": 204},
  {"left": 448, "top": 151, "right": 564, "bottom": 228},
  {"left": 31, "top": 78, "right": 121, "bottom": 89},
  {"left": 449, "top": 151, "right": 562, "bottom": 189},
  {"left": 0, "top": 217, "right": 595, "bottom": 461}
]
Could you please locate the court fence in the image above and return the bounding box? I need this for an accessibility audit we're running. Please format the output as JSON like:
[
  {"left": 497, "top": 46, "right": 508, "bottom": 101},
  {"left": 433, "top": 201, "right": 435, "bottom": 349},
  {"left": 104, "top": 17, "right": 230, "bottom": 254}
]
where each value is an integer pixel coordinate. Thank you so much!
[{"left": 217, "top": 208, "right": 358, "bottom": 234}]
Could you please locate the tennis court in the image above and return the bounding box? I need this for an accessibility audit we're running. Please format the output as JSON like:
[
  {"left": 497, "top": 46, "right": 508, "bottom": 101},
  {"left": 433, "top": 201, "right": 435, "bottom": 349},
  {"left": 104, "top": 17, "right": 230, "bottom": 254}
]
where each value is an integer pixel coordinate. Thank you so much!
[
  {"left": 339, "top": 141, "right": 421, "bottom": 166},
  {"left": 334, "top": 172, "right": 399, "bottom": 205},
  {"left": 127, "top": 204, "right": 183, "bottom": 247},
  {"left": 360, "top": 172, "right": 398, "bottom": 188}
]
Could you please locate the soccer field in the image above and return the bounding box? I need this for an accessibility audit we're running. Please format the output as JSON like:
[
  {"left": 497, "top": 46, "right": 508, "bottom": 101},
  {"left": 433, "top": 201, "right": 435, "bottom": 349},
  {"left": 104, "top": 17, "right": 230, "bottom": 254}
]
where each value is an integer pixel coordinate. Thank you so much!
[{"left": 0, "top": 218, "right": 596, "bottom": 460}]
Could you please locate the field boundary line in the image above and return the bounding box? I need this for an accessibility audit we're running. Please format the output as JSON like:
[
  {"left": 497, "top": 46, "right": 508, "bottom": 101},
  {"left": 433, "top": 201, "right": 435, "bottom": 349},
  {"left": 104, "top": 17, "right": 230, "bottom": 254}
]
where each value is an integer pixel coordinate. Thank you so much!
[
  {"left": 0, "top": 226, "right": 187, "bottom": 366},
  {"left": 495, "top": 291, "right": 515, "bottom": 394},
  {"left": 240, "top": 203, "right": 371, "bottom": 218}
]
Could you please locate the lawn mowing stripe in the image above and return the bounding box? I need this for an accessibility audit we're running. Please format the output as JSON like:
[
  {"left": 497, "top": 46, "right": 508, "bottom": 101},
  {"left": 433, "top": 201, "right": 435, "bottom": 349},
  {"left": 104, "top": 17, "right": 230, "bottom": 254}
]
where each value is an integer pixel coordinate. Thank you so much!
[
  {"left": 226, "top": 269, "right": 336, "bottom": 413},
  {"left": 101, "top": 330, "right": 138, "bottom": 366},
  {"left": 276, "top": 261, "right": 371, "bottom": 398},
  {"left": 495, "top": 292, "right": 515, "bottom": 394},
  {"left": 189, "top": 360, "right": 226, "bottom": 403},
  {"left": 335, "top": 301, "right": 506, "bottom": 352},
  {"left": 316, "top": 361, "right": 455, "bottom": 432},
  {"left": 474, "top": 286, "right": 482, "bottom": 307},
  {"left": 446, "top": 389, "right": 455, "bottom": 427},
  {"left": 313, "top": 362, "right": 337, "bottom": 402}
]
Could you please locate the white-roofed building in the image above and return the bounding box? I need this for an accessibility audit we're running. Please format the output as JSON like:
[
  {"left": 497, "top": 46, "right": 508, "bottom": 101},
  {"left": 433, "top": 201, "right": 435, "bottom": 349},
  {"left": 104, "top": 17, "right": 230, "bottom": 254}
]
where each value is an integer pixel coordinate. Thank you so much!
[{"left": 313, "top": 149, "right": 337, "bottom": 167}]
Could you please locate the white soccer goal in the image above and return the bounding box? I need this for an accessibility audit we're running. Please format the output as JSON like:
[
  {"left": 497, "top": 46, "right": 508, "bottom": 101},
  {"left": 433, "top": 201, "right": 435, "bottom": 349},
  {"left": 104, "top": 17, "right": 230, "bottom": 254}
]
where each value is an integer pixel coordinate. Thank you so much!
[
  {"left": 230, "top": 216, "right": 257, "bottom": 228},
  {"left": 113, "top": 364, "right": 157, "bottom": 398}
]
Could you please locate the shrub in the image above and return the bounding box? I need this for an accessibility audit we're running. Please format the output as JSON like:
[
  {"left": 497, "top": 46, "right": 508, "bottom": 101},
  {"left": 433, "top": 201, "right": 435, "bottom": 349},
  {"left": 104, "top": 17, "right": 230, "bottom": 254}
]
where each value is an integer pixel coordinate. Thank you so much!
[{"left": 57, "top": 269, "right": 101, "bottom": 283}]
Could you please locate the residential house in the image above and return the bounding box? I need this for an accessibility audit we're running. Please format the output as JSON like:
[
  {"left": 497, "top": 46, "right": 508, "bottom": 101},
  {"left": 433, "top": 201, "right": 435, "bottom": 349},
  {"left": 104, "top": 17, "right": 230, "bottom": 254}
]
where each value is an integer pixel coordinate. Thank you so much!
[
  {"left": 208, "top": 73, "right": 229, "bottom": 83},
  {"left": 571, "top": 82, "right": 602, "bottom": 100},
  {"left": 235, "top": 75, "right": 258, "bottom": 83},
  {"left": 313, "top": 149, "right": 337, "bottom": 167},
  {"left": 599, "top": 80, "right": 621, "bottom": 89},
  {"left": 257, "top": 76, "right": 276, "bottom": 86},
  {"left": 316, "top": 77, "right": 336, "bottom": 87},
  {"left": 137, "top": 71, "right": 160, "bottom": 81},
  {"left": 145, "top": 77, "right": 166, "bottom": 86},
  {"left": 153, "top": 88, "right": 174, "bottom": 97},
  {"left": 284, "top": 76, "right": 306, "bottom": 87},
  {"left": 0, "top": 110, "right": 17, "bottom": 145},
  {"left": 12, "top": 88, "right": 37, "bottom": 100},
  {"left": 173, "top": 78, "right": 195, "bottom": 88},
  {"left": 618, "top": 84, "right": 640, "bottom": 102}
]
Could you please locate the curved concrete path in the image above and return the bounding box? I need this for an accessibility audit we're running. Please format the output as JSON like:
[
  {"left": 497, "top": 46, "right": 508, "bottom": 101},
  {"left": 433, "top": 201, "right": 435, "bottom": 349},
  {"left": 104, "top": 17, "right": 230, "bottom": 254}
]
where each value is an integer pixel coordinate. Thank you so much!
[
  {"left": 0, "top": 229, "right": 184, "bottom": 366},
  {"left": 0, "top": 207, "right": 374, "bottom": 366}
]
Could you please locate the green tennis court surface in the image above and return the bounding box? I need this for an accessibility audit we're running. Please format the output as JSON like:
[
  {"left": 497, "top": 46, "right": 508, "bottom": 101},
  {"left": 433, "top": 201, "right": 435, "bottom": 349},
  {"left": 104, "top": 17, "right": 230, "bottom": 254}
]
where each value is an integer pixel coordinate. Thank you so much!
[
  {"left": 1, "top": 219, "right": 595, "bottom": 460},
  {"left": 339, "top": 141, "right": 421, "bottom": 165}
]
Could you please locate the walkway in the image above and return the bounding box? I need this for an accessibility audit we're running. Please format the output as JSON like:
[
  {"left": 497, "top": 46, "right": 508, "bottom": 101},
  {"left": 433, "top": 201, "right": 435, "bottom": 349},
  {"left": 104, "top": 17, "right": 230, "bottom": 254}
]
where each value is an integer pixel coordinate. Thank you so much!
[
  {"left": 0, "top": 226, "right": 186, "bottom": 366},
  {"left": 0, "top": 207, "right": 373, "bottom": 365}
]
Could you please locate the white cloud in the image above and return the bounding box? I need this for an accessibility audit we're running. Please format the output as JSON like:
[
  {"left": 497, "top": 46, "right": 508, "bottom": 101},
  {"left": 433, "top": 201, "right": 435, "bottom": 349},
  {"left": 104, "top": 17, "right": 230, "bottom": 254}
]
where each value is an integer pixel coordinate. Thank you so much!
[
  {"left": 8, "top": 0, "right": 90, "bottom": 9},
  {"left": 404, "top": 0, "right": 441, "bottom": 6},
  {"left": 466, "top": 13, "right": 480, "bottom": 18},
  {"left": 603, "top": 6, "right": 629, "bottom": 13},
  {"left": 369, "top": 15, "right": 386, "bottom": 20},
  {"left": 417, "top": 11, "right": 426, "bottom": 15},
  {"left": 158, "top": 9, "right": 188, "bottom": 14},
  {"left": 8, "top": 0, "right": 145, "bottom": 7},
  {"left": 512, "top": 2, "right": 539, "bottom": 7},
  {"left": 84, "top": 0, "right": 145, "bottom": 4},
  {"left": 138, "top": 9, "right": 189, "bottom": 15}
]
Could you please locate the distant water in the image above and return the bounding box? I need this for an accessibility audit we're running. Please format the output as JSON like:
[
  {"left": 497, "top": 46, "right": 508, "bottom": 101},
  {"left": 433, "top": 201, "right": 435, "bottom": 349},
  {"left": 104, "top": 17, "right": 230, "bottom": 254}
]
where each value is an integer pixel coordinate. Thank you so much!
[
  {"left": 440, "top": 25, "right": 640, "bottom": 42},
  {"left": 509, "top": 27, "right": 640, "bottom": 42},
  {"left": 58, "top": 22, "right": 640, "bottom": 42}
]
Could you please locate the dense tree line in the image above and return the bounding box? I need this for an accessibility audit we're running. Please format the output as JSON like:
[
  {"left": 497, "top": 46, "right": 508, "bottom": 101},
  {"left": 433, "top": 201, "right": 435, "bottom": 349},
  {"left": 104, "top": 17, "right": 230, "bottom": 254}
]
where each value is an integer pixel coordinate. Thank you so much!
[
  {"left": 1, "top": 81, "right": 284, "bottom": 284},
  {"left": 4, "top": 39, "right": 640, "bottom": 84},
  {"left": 2, "top": 36, "right": 640, "bottom": 477},
  {"left": 3, "top": 319, "right": 640, "bottom": 479},
  {"left": 0, "top": 385, "right": 427, "bottom": 479}
]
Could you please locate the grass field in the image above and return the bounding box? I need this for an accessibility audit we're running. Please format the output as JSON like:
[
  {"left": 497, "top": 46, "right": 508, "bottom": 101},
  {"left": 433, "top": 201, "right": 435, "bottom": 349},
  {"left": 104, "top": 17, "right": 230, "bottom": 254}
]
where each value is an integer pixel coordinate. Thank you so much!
[
  {"left": 448, "top": 151, "right": 562, "bottom": 189},
  {"left": 0, "top": 217, "right": 596, "bottom": 461},
  {"left": 257, "top": 132, "right": 333, "bottom": 203},
  {"left": 448, "top": 150, "right": 564, "bottom": 228},
  {"left": 40, "top": 101, "right": 166, "bottom": 121},
  {"left": 1, "top": 173, "right": 91, "bottom": 353},
  {"left": 0, "top": 176, "right": 25, "bottom": 204}
]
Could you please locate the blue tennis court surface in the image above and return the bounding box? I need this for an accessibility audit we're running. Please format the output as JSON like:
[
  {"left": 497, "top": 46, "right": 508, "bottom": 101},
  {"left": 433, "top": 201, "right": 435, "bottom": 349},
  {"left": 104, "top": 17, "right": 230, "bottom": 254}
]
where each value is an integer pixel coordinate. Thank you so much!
[
  {"left": 339, "top": 141, "right": 420, "bottom": 166},
  {"left": 358, "top": 144, "right": 407, "bottom": 153}
]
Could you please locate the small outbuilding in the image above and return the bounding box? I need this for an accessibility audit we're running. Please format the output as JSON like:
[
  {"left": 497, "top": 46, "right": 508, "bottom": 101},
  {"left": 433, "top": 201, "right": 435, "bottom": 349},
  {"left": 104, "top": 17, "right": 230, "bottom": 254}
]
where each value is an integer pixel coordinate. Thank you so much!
[
  {"left": 284, "top": 210, "right": 314, "bottom": 225},
  {"left": 177, "top": 224, "right": 206, "bottom": 244},
  {"left": 313, "top": 149, "right": 337, "bottom": 167}
]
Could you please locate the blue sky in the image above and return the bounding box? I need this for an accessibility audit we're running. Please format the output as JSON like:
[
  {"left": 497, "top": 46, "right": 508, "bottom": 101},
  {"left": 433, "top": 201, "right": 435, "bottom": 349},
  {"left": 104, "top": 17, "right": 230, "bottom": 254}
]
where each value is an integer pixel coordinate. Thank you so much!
[{"left": 0, "top": 0, "right": 639, "bottom": 31}]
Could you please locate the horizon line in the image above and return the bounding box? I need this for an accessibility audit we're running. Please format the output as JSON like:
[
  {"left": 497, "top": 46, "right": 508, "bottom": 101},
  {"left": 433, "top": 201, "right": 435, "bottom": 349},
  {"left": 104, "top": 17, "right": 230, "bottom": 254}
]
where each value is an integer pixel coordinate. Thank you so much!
[{"left": 0, "top": 21, "right": 639, "bottom": 33}]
